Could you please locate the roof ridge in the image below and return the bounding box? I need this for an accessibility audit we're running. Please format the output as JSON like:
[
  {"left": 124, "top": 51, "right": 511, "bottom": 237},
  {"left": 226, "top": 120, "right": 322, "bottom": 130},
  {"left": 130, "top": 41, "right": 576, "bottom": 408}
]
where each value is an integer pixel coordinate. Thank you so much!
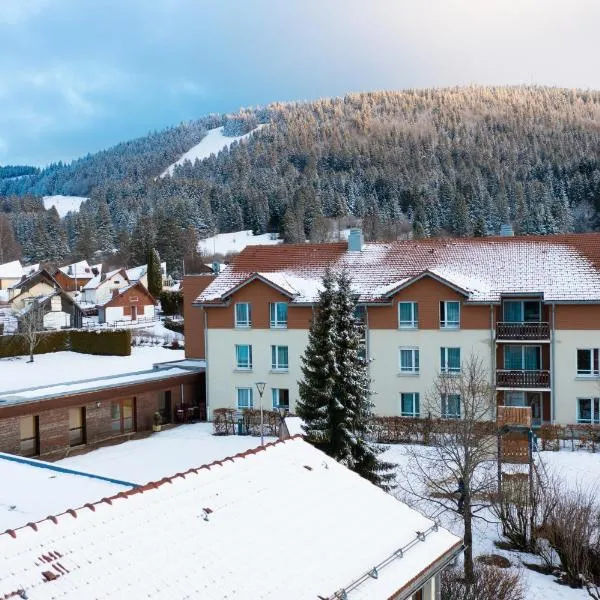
[{"left": 1, "top": 436, "right": 303, "bottom": 540}]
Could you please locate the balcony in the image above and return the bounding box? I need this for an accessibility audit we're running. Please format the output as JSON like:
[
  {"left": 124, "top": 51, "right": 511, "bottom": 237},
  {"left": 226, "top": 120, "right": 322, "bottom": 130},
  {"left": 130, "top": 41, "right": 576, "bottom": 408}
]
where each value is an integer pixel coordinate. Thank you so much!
[
  {"left": 496, "top": 369, "right": 550, "bottom": 389},
  {"left": 497, "top": 405, "right": 532, "bottom": 428},
  {"left": 496, "top": 322, "right": 550, "bottom": 341}
]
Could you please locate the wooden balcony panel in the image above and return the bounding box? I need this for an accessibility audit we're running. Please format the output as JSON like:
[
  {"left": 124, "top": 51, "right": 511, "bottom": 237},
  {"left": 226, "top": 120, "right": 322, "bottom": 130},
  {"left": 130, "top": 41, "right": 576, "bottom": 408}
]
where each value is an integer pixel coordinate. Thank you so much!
[
  {"left": 496, "top": 322, "right": 550, "bottom": 340},
  {"left": 497, "top": 405, "right": 532, "bottom": 428},
  {"left": 501, "top": 438, "right": 530, "bottom": 464},
  {"left": 496, "top": 369, "right": 550, "bottom": 389}
]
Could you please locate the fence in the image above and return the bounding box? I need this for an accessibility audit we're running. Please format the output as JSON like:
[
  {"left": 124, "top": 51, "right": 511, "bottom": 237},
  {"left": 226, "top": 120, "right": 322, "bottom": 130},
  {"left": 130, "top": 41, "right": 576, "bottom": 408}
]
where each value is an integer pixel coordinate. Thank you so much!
[
  {"left": 82, "top": 315, "right": 160, "bottom": 330},
  {"left": 212, "top": 408, "right": 280, "bottom": 437}
]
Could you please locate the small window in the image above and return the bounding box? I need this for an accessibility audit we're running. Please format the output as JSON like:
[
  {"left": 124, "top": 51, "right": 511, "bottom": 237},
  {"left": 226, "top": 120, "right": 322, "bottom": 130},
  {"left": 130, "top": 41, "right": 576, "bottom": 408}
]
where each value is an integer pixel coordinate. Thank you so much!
[
  {"left": 271, "top": 345, "right": 289, "bottom": 370},
  {"left": 440, "top": 347, "right": 461, "bottom": 374},
  {"left": 577, "top": 398, "right": 600, "bottom": 424},
  {"left": 440, "top": 301, "right": 460, "bottom": 329},
  {"left": 577, "top": 349, "right": 600, "bottom": 376},
  {"left": 235, "top": 344, "right": 253, "bottom": 370},
  {"left": 398, "top": 302, "right": 418, "bottom": 329},
  {"left": 400, "top": 392, "right": 420, "bottom": 417},
  {"left": 237, "top": 387, "right": 253, "bottom": 409},
  {"left": 270, "top": 302, "right": 288, "bottom": 328},
  {"left": 441, "top": 394, "right": 461, "bottom": 419},
  {"left": 399, "top": 347, "right": 419, "bottom": 374},
  {"left": 235, "top": 303, "right": 251, "bottom": 328},
  {"left": 272, "top": 388, "right": 290, "bottom": 410}
]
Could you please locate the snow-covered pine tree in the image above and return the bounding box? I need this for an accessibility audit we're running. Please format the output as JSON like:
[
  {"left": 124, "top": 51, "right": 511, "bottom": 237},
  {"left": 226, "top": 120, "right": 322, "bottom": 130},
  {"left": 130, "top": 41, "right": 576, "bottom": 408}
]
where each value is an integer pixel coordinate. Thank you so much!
[
  {"left": 333, "top": 271, "right": 395, "bottom": 490},
  {"left": 147, "top": 248, "right": 162, "bottom": 297}
]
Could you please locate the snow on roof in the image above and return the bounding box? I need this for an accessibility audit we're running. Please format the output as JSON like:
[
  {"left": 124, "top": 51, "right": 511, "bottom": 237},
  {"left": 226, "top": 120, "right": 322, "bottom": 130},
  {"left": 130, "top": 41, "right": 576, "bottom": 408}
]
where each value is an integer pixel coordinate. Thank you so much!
[
  {"left": 161, "top": 124, "right": 266, "bottom": 178},
  {"left": 126, "top": 264, "right": 147, "bottom": 281},
  {"left": 82, "top": 269, "right": 127, "bottom": 291},
  {"left": 284, "top": 416, "right": 305, "bottom": 437},
  {"left": 0, "top": 438, "right": 459, "bottom": 599},
  {"left": 196, "top": 234, "right": 600, "bottom": 305},
  {"left": 0, "top": 260, "right": 23, "bottom": 279},
  {"left": 58, "top": 260, "right": 93, "bottom": 279}
]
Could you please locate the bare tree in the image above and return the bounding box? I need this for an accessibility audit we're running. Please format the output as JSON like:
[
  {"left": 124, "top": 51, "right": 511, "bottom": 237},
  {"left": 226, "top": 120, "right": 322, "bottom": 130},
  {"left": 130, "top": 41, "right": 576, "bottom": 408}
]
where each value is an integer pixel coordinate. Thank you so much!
[
  {"left": 14, "top": 298, "right": 46, "bottom": 363},
  {"left": 398, "top": 354, "right": 496, "bottom": 584}
]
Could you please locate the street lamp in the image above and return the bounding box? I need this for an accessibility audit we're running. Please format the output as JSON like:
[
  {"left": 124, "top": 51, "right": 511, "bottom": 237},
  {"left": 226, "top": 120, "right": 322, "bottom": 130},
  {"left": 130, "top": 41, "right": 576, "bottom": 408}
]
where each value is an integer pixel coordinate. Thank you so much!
[{"left": 255, "top": 381, "right": 267, "bottom": 445}]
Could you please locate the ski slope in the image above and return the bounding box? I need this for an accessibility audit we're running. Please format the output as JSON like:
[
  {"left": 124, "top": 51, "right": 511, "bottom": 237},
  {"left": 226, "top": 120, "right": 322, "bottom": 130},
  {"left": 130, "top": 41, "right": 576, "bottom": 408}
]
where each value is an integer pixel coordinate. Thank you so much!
[
  {"left": 161, "top": 124, "right": 265, "bottom": 177},
  {"left": 197, "top": 229, "right": 281, "bottom": 257},
  {"left": 43, "top": 195, "right": 87, "bottom": 217}
]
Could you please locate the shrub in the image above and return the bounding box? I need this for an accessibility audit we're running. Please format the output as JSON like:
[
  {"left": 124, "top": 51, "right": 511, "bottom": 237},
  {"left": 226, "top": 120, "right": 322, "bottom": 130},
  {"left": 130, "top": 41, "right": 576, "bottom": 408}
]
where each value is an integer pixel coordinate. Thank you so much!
[
  {"left": 159, "top": 291, "right": 183, "bottom": 316},
  {"left": 441, "top": 564, "right": 524, "bottom": 600},
  {"left": 70, "top": 329, "right": 131, "bottom": 356},
  {"left": 163, "top": 317, "right": 184, "bottom": 335},
  {"left": 0, "top": 330, "right": 69, "bottom": 359}
]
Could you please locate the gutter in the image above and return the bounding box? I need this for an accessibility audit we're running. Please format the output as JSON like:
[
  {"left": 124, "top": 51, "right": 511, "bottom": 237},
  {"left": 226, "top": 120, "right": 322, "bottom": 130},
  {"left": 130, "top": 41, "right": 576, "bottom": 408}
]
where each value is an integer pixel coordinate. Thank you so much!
[{"left": 551, "top": 302, "right": 556, "bottom": 423}]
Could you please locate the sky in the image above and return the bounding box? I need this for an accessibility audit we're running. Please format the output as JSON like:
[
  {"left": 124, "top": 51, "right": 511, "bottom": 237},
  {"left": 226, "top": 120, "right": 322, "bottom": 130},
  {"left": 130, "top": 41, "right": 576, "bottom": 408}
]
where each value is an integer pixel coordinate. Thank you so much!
[{"left": 1, "top": 0, "right": 599, "bottom": 167}]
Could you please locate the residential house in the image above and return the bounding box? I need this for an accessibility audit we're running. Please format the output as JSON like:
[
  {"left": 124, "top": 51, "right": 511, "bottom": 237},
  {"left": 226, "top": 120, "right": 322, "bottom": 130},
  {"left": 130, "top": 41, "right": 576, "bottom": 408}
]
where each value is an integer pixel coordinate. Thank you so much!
[
  {"left": 188, "top": 230, "right": 600, "bottom": 426},
  {"left": 53, "top": 260, "right": 100, "bottom": 294},
  {"left": 0, "top": 260, "right": 39, "bottom": 290},
  {"left": 82, "top": 268, "right": 129, "bottom": 305},
  {"left": 17, "top": 290, "right": 84, "bottom": 330},
  {"left": 7, "top": 269, "right": 60, "bottom": 309},
  {"left": 97, "top": 281, "right": 156, "bottom": 324},
  {"left": 0, "top": 437, "right": 461, "bottom": 599},
  {"left": 126, "top": 261, "right": 168, "bottom": 290}
]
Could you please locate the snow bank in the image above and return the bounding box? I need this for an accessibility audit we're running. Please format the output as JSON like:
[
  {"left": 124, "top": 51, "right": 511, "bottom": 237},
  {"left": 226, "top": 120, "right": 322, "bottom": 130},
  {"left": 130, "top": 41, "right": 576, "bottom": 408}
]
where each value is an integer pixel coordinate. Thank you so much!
[
  {"left": 197, "top": 229, "right": 281, "bottom": 256},
  {"left": 161, "top": 124, "right": 265, "bottom": 177},
  {"left": 43, "top": 195, "right": 87, "bottom": 217}
]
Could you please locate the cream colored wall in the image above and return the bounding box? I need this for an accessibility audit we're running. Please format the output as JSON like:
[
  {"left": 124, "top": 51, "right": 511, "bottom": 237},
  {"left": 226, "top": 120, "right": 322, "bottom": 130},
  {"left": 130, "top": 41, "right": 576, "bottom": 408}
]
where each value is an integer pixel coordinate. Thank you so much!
[
  {"left": 9, "top": 281, "right": 55, "bottom": 309},
  {"left": 206, "top": 328, "right": 309, "bottom": 418},
  {"left": 368, "top": 329, "right": 494, "bottom": 417},
  {"left": 93, "top": 273, "right": 128, "bottom": 305},
  {"left": 0, "top": 277, "right": 20, "bottom": 291},
  {"left": 553, "top": 330, "right": 600, "bottom": 424}
]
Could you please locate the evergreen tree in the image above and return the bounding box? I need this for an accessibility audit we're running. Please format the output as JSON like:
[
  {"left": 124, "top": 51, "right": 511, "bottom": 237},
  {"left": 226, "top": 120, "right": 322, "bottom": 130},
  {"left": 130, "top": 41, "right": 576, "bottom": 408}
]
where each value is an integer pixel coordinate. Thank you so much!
[
  {"left": 297, "top": 270, "right": 394, "bottom": 489},
  {"left": 147, "top": 248, "right": 162, "bottom": 296}
]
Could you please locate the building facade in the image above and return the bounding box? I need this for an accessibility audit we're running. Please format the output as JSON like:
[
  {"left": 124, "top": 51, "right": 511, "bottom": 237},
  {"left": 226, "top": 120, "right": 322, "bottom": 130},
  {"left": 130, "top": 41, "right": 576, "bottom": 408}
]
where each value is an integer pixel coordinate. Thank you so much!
[{"left": 188, "top": 232, "right": 600, "bottom": 426}]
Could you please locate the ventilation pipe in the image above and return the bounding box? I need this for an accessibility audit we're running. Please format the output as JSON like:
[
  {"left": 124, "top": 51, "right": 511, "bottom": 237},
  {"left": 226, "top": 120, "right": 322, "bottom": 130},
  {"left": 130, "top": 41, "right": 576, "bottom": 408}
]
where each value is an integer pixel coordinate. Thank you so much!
[{"left": 348, "top": 228, "right": 364, "bottom": 252}]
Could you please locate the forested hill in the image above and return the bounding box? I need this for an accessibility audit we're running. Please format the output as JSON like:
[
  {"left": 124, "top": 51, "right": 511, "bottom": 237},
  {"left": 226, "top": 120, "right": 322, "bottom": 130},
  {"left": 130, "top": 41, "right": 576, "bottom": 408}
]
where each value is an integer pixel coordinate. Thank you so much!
[{"left": 2, "top": 86, "right": 600, "bottom": 272}]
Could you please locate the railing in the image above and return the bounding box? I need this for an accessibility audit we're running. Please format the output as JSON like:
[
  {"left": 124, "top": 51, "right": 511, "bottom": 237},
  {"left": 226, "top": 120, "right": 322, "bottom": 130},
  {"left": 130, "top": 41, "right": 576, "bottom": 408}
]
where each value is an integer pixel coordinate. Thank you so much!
[
  {"left": 496, "top": 369, "right": 550, "bottom": 389},
  {"left": 497, "top": 405, "right": 532, "bottom": 428},
  {"left": 496, "top": 322, "right": 550, "bottom": 340}
]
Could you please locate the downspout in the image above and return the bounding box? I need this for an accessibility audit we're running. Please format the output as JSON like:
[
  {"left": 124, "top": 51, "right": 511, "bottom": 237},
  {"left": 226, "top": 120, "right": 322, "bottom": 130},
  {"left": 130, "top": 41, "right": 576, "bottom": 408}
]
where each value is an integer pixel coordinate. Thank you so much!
[
  {"left": 551, "top": 303, "right": 556, "bottom": 424},
  {"left": 490, "top": 304, "right": 496, "bottom": 415},
  {"left": 204, "top": 307, "right": 209, "bottom": 421}
]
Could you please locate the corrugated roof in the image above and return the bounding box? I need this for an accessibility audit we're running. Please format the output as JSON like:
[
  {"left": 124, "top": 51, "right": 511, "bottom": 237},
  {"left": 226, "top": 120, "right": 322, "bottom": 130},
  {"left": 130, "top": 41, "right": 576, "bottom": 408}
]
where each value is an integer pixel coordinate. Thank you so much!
[{"left": 196, "top": 233, "right": 600, "bottom": 304}]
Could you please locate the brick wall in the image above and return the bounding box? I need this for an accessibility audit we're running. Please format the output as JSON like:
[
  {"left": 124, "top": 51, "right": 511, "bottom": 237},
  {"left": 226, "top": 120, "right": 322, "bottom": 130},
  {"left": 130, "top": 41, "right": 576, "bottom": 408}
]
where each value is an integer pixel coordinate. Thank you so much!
[
  {"left": 39, "top": 408, "right": 70, "bottom": 454},
  {"left": 0, "top": 416, "right": 20, "bottom": 454}
]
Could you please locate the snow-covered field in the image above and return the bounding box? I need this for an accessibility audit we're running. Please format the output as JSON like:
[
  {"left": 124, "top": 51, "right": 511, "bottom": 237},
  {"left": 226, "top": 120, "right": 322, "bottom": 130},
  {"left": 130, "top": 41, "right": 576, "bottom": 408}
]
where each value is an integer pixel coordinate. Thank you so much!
[
  {"left": 161, "top": 124, "right": 265, "bottom": 177},
  {"left": 197, "top": 228, "right": 281, "bottom": 256},
  {"left": 0, "top": 346, "right": 184, "bottom": 394},
  {"left": 42, "top": 195, "right": 87, "bottom": 217},
  {"left": 384, "top": 444, "right": 599, "bottom": 600}
]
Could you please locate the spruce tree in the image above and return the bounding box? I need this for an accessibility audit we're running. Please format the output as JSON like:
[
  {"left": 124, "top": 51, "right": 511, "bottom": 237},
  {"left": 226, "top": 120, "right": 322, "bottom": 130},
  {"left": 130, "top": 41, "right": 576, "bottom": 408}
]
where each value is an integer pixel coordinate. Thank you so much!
[
  {"left": 147, "top": 248, "right": 162, "bottom": 296},
  {"left": 297, "top": 270, "right": 394, "bottom": 490}
]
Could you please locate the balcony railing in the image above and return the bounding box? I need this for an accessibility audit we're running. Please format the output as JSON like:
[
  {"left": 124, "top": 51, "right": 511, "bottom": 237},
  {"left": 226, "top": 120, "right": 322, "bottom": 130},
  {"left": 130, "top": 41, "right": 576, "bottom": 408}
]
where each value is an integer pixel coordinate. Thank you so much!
[
  {"left": 497, "top": 405, "right": 532, "bottom": 428},
  {"left": 496, "top": 369, "right": 550, "bottom": 389},
  {"left": 496, "top": 322, "right": 550, "bottom": 340}
]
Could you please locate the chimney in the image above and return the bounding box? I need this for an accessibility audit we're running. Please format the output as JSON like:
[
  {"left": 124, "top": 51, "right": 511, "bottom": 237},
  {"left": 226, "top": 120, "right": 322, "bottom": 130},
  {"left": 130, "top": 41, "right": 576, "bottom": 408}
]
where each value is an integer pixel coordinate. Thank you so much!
[
  {"left": 499, "top": 224, "right": 514, "bottom": 237},
  {"left": 347, "top": 228, "right": 364, "bottom": 252},
  {"left": 212, "top": 262, "right": 221, "bottom": 274}
]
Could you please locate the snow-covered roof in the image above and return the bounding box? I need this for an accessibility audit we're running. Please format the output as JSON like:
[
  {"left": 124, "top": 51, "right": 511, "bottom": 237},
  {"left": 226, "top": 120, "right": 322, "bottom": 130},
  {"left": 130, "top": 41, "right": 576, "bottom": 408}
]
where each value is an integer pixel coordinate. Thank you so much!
[
  {"left": 0, "top": 260, "right": 23, "bottom": 279},
  {"left": 0, "top": 437, "right": 460, "bottom": 599},
  {"left": 58, "top": 260, "right": 94, "bottom": 279},
  {"left": 126, "top": 264, "right": 147, "bottom": 281},
  {"left": 96, "top": 281, "right": 155, "bottom": 306},
  {"left": 82, "top": 269, "right": 127, "bottom": 290},
  {"left": 196, "top": 234, "right": 600, "bottom": 305}
]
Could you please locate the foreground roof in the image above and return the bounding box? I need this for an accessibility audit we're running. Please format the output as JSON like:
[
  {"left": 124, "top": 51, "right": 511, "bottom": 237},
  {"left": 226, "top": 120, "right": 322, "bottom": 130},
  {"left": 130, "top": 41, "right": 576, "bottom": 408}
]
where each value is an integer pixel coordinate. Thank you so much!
[
  {"left": 0, "top": 438, "right": 460, "bottom": 600},
  {"left": 196, "top": 233, "right": 600, "bottom": 304}
]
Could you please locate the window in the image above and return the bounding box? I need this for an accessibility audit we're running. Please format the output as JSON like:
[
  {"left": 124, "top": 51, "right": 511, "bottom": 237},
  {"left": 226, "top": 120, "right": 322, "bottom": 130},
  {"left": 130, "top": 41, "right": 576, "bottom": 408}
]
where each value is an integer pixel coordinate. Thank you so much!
[
  {"left": 235, "top": 303, "right": 251, "bottom": 327},
  {"left": 235, "top": 344, "right": 253, "bottom": 370},
  {"left": 441, "top": 394, "right": 461, "bottom": 419},
  {"left": 504, "top": 345, "right": 541, "bottom": 370},
  {"left": 400, "top": 392, "right": 420, "bottom": 417},
  {"left": 505, "top": 392, "right": 525, "bottom": 406},
  {"left": 68, "top": 407, "right": 85, "bottom": 447},
  {"left": 440, "top": 347, "right": 461, "bottom": 373},
  {"left": 577, "top": 398, "right": 600, "bottom": 424},
  {"left": 503, "top": 300, "right": 541, "bottom": 323},
  {"left": 237, "top": 387, "right": 253, "bottom": 409},
  {"left": 272, "top": 388, "right": 290, "bottom": 410},
  {"left": 398, "top": 302, "right": 418, "bottom": 329},
  {"left": 20, "top": 415, "right": 39, "bottom": 457},
  {"left": 271, "top": 345, "right": 289, "bottom": 370},
  {"left": 270, "top": 302, "right": 288, "bottom": 328},
  {"left": 110, "top": 398, "right": 135, "bottom": 434},
  {"left": 577, "top": 349, "right": 600, "bottom": 376},
  {"left": 399, "top": 347, "right": 419, "bottom": 374},
  {"left": 440, "top": 301, "right": 460, "bottom": 329}
]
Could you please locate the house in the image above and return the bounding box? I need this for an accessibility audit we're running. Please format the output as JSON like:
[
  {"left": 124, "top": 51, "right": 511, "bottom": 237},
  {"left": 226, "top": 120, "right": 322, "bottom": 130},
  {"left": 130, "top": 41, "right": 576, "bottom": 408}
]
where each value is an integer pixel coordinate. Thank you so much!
[
  {"left": 0, "top": 260, "right": 39, "bottom": 290},
  {"left": 97, "top": 281, "right": 156, "bottom": 324},
  {"left": 188, "top": 230, "right": 600, "bottom": 426},
  {"left": 53, "top": 260, "right": 100, "bottom": 294},
  {"left": 0, "top": 360, "right": 205, "bottom": 457},
  {"left": 126, "top": 261, "right": 168, "bottom": 290},
  {"left": 82, "top": 268, "right": 129, "bottom": 305},
  {"left": 0, "top": 437, "right": 461, "bottom": 599},
  {"left": 16, "top": 290, "right": 84, "bottom": 330},
  {"left": 7, "top": 269, "right": 60, "bottom": 309}
]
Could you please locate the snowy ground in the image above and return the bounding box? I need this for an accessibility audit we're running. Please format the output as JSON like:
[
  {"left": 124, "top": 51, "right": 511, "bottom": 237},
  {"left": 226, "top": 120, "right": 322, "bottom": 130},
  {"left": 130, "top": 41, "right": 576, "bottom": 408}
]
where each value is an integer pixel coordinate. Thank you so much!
[
  {"left": 197, "top": 229, "right": 281, "bottom": 256},
  {"left": 0, "top": 346, "right": 184, "bottom": 394},
  {"left": 383, "top": 444, "right": 599, "bottom": 600},
  {"left": 161, "top": 124, "right": 265, "bottom": 177},
  {"left": 42, "top": 195, "right": 87, "bottom": 217}
]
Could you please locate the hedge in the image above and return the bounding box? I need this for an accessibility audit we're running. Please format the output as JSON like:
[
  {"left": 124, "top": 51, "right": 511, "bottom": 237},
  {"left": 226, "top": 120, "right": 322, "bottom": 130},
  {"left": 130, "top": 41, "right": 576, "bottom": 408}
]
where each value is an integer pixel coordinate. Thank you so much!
[
  {"left": 0, "top": 329, "right": 131, "bottom": 359},
  {"left": 70, "top": 329, "right": 131, "bottom": 356},
  {"left": 163, "top": 317, "right": 184, "bottom": 335},
  {"left": 159, "top": 291, "right": 183, "bottom": 316}
]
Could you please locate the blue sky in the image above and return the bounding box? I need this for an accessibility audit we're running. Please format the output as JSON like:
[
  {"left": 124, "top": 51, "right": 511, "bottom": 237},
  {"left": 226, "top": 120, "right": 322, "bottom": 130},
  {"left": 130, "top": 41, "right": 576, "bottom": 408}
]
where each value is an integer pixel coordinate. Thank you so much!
[{"left": 1, "top": 0, "right": 599, "bottom": 166}]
